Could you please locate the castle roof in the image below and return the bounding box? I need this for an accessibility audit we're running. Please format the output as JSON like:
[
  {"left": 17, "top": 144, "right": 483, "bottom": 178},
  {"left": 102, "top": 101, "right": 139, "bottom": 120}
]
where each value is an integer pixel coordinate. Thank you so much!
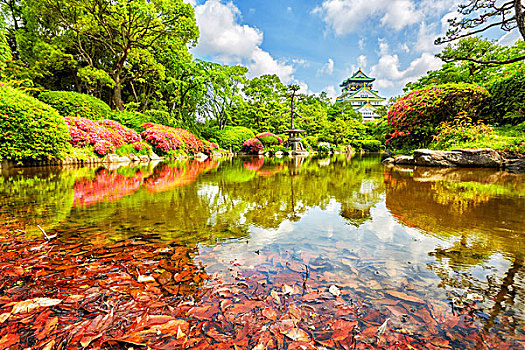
[{"left": 340, "top": 68, "right": 375, "bottom": 87}]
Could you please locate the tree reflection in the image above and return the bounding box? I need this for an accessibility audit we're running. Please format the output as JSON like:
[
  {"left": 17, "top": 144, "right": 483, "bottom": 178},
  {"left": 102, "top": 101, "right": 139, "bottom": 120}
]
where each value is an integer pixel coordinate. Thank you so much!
[{"left": 384, "top": 165, "right": 525, "bottom": 333}]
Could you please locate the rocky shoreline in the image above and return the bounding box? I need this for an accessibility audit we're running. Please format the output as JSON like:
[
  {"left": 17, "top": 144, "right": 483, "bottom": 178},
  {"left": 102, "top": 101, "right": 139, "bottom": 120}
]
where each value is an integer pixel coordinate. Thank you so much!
[{"left": 382, "top": 148, "right": 525, "bottom": 172}]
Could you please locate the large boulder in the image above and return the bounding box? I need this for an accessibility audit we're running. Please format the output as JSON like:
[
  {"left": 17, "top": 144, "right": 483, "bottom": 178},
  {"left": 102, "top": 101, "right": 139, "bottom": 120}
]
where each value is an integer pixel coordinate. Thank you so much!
[{"left": 413, "top": 149, "right": 503, "bottom": 168}]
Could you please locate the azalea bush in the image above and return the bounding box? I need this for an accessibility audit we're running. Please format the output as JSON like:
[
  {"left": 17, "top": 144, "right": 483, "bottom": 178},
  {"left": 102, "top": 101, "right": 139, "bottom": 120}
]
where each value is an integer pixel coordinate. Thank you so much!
[
  {"left": 38, "top": 91, "right": 112, "bottom": 120},
  {"left": 65, "top": 117, "right": 141, "bottom": 156},
  {"left": 0, "top": 85, "right": 71, "bottom": 161},
  {"left": 242, "top": 138, "right": 263, "bottom": 154},
  {"left": 141, "top": 123, "right": 218, "bottom": 156},
  {"left": 256, "top": 132, "right": 282, "bottom": 146},
  {"left": 385, "top": 83, "right": 489, "bottom": 149}
]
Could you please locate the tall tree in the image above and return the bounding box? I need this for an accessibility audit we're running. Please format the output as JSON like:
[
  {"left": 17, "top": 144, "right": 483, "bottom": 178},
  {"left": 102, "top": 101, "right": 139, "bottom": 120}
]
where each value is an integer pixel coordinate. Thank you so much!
[
  {"left": 26, "top": 0, "right": 198, "bottom": 110},
  {"left": 436, "top": 0, "right": 525, "bottom": 64}
]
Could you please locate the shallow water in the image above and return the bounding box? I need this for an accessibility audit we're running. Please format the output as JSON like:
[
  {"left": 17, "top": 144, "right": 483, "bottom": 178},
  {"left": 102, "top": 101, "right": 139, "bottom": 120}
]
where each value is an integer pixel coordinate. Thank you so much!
[{"left": 1, "top": 154, "right": 524, "bottom": 347}]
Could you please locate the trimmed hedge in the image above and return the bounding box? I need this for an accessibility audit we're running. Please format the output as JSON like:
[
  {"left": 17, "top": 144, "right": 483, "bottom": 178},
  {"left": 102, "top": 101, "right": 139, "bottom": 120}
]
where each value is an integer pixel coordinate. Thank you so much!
[
  {"left": 38, "top": 91, "right": 112, "bottom": 120},
  {"left": 213, "top": 126, "right": 256, "bottom": 152},
  {"left": 111, "top": 110, "right": 149, "bottom": 132},
  {"left": 0, "top": 85, "right": 71, "bottom": 161},
  {"left": 351, "top": 139, "right": 382, "bottom": 151},
  {"left": 256, "top": 132, "right": 282, "bottom": 146}
]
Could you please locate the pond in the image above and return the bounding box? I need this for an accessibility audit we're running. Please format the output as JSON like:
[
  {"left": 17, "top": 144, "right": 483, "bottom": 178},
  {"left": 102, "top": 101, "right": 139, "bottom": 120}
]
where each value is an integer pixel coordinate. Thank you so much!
[{"left": 1, "top": 154, "right": 524, "bottom": 348}]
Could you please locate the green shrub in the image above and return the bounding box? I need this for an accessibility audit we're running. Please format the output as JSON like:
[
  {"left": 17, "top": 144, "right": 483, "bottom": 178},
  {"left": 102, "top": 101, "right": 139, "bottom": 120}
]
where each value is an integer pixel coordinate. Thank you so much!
[
  {"left": 111, "top": 110, "right": 149, "bottom": 132},
  {"left": 213, "top": 126, "right": 255, "bottom": 152},
  {"left": 144, "top": 109, "right": 174, "bottom": 126},
  {"left": 317, "top": 142, "right": 331, "bottom": 153},
  {"left": 0, "top": 85, "right": 71, "bottom": 161},
  {"left": 256, "top": 132, "right": 283, "bottom": 146},
  {"left": 483, "top": 71, "right": 525, "bottom": 125},
  {"left": 38, "top": 91, "right": 111, "bottom": 120},
  {"left": 352, "top": 139, "right": 382, "bottom": 151}
]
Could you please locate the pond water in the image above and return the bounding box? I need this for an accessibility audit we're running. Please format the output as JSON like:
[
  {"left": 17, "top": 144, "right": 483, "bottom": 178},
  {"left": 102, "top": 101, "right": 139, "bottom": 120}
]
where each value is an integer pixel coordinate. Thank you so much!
[{"left": 1, "top": 154, "right": 524, "bottom": 347}]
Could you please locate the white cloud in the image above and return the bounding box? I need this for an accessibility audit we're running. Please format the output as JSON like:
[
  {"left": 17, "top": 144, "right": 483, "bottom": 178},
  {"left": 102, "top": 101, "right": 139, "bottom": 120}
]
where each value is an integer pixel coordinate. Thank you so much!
[
  {"left": 318, "top": 58, "right": 335, "bottom": 75},
  {"left": 323, "top": 85, "right": 339, "bottom": 101},
  {"left": 357, "top": 55, "right": 367, "bottom": 68},
  {"left": 380, "top": 0, "right": 423, "bottom": 31},
  {"left": 192, "top": 0, "right": 295, "bottom": 83},
  {"left": 498, "top": 30, "right": 521, "bottom": 46},
  {"left": 313, "top": 0, "right": 423, "bottom": 36},
  {"left": 378, "top": 38, "right": 389, "bottom": 56},
  {"left": 249, "top": 48, "right": 295, "bottom": 82},
  {"left": 183, "top": 0, "right": 196, "bottom": 6},
  {"left": 358, "top": 38, "right": 365, "bottom": 50},
  {"left": 370, "top": 52, "right": 442, "bottom": 91}
]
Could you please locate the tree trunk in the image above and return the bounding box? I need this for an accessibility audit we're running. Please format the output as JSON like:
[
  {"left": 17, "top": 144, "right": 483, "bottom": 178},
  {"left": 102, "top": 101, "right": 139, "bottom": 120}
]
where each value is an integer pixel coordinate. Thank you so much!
[
  {"left": 515, "top": 0, "right": 525, "bottom": 40},
  {"left": 112, "top": 75, "right": 124, "bottom": 111}
]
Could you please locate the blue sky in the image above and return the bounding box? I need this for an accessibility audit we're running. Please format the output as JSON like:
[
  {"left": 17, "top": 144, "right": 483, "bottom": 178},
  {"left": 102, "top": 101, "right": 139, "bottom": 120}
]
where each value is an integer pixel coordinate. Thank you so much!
[{"left": 187, "top": 0, "right": 521, "bottom": 100}]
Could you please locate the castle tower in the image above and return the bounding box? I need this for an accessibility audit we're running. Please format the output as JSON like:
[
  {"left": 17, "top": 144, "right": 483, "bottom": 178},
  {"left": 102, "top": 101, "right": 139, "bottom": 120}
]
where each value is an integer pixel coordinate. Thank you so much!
[{"left": 336, "top": 68, "right": 386, "bottom": 122}]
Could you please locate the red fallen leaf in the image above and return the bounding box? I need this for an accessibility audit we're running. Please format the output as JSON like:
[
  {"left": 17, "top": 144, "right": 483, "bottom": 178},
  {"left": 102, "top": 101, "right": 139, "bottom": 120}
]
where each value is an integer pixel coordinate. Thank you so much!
[
  {"left": 384, "top": 290, "right": 425, "bottom": 304},
  {"left": 262, "top": 307, "right": 278, "bottom": 321},
  {"left": 8, "top": 298, "right": 62, "bottom": 314},
  {"left": 36, "top": 316, "right": 58, "bottom": 341},
  {"left": 282, "top": 327, "right": 310, "bottom": 342},
  {"left": 287, "top": 341, "right": 317, "bottom": 350},
  {"left": 116, "top": 319, "right": 190, "bottom": 345},
  {"left": 0, "top": 333, "right": 20, "bottom": 349}
]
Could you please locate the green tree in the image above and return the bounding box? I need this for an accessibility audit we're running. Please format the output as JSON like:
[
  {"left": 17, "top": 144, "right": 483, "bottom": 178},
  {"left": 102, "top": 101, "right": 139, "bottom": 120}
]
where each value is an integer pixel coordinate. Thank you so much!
[
  {"left": 23, "top": 0, "right": 198, "bottom": 110},
  {"left": 241, "top": 74, "right": 286, "bottom": 130}
]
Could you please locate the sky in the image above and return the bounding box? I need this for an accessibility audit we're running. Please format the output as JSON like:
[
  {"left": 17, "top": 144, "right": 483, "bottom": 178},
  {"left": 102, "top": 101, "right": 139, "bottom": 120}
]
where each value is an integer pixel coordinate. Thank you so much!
[{"left": 186, "top": 0, "right": 522, "bottom": 100}]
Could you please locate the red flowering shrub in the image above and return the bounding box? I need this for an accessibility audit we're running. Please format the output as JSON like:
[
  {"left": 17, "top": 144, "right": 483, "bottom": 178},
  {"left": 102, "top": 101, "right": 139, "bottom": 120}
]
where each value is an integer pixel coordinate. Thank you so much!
[
  {"left": 385, "top": 83, "right": 489, "bottom": 148},
  {"left": 65, "top": 117, "right": 142, "bottom": 156},
  {"left": 141, "top": 123, "right": 217, "bottom": 156},
  {"left": 94, "top": 140, "right": 115, "bottom": 156},
  {"left": 242, "top": 138, "right": 264, "bottom": 154},
  {"left": 256, "top": 132, "right": 282, "bottom": 146},
  {"left": 98, "top": 119, "right": 141, "bottom": 143}
]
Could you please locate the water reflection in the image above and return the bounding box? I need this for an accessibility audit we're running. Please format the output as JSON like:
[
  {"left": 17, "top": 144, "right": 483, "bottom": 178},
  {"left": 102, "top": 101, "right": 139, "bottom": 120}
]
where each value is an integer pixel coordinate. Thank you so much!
[
  {"left": 385, "top": 165, "right": 525, "bottom": 336},
  {"left": 1, "top": 156, "right": 525, "bottom": 344}
]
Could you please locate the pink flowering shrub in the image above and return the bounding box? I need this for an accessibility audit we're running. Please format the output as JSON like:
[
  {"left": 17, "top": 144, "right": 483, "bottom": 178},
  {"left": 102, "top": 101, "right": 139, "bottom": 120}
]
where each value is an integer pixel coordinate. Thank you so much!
[
  {"left": 242, "top": 138, "right": 264, "bottom": 154},
  {"left": 385, "top": 83, "right": 489, "bottom": 148},
  {"left": 64, "top": 117, "right": 141, "bottom": 156},
  {"left": 141, "top": 123, "right": 217, "bottom": 156},
  {"left": 256, "top": 132, "right": 282, "bottom": 146},
  {"left": 98, "top": 119, "right": 141, "bottom": 143},
  {"left": 93, "top": 140, "right": 115, "bottom": 156}
]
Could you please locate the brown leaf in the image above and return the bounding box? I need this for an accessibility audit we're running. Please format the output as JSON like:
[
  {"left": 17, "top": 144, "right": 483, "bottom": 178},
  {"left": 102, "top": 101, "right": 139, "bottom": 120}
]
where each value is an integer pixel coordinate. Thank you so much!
[
  {"left": 0, "top": 312, "right": 10, "bottom": 323},
  {"left": 262, "top": 307, "right": 278, "bottom": 321},
  {"left": 0, "top": 333, "right": 20, "bottom": 349},
  {"left": 384, "top": 290, "right": 425, "bottom": 304},
  {"left": 116, "top": 319, "right": 189, "bottom": 345}
]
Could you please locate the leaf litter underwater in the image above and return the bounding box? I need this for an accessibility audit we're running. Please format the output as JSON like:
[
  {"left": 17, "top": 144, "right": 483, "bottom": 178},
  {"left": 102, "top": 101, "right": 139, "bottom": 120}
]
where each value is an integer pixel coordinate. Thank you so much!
[{"left": 1, "top": 227, "right": 523, "bottom": 350}]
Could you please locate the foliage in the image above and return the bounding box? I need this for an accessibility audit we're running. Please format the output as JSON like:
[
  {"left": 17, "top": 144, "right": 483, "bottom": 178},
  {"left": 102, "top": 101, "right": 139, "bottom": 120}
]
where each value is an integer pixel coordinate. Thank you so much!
[
  {"left": 141, "top": 123, "right": 218, "bottom": 156},
  {"left": 110, "top": 110, "right": 149, "bottom": 132},
  {"left": 482, "top": 70, "right": 525, "bottom": 125},
  {"left": 211, "top": 126, "right": 256, "bottom": 152},
  {"left": 0, "top": 85, "right": 70, "bottom": 161},
  {"left": 0, "top": 15, "right": 11, "bottom": 70},
  {"left": 38, "top": 91, "right": 111, "bottom": 120},
  {"left": 242, "top": 138, "right": 263, "bottom": 154},
  {"left": 115, "top": 142, "right": 151, "bottom": 157},
  {"left": 256, "top": 132, "right": 282, "bottom": 146},
  {"left": 385, "top": 83, "right": 489, "bottom": 148},
  {"left": 352, "top": 139, "right": 382, "bottom": 152},
  {"left": 431, "top": 117, "right": 494, "bottom": 149}
]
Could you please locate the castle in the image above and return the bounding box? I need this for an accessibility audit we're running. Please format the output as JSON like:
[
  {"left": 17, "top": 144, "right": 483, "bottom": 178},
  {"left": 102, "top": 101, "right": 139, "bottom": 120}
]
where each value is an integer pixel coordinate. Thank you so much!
[{"left": 336, "top": 68, "right": 386, "bottom": 121}]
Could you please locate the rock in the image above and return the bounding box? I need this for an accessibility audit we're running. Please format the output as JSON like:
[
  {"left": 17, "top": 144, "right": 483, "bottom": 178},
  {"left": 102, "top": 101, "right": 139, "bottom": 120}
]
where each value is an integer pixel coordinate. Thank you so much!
[
  {"left": 103, "top": 154, "right": 131, "bottom": 164},
  {"left": 275, "top": 151, "right": 284, "bottom": 156},
  {"left": 194, "top": 152, "right": 208, "bottom": 161},
  {"left": 139, "top": 155, "right": 150, "bottom": 163},
  {"left": 504, "top": 157, "right": 525, "bottom": 172},
  {"left": 149, "top": 152, "right": 163, "bottom": 161},
  {"left": 394, "top": 155, "right": 415, "bottom": 165},
  {"left": 381, "top": 157, "right": 395, "bottom": 165},
  {"left": 413, "top": 149, "right": 503, "bottom": 168},
  {"left": 129, "top": 154, "right": 141, "bottom": 162}
]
